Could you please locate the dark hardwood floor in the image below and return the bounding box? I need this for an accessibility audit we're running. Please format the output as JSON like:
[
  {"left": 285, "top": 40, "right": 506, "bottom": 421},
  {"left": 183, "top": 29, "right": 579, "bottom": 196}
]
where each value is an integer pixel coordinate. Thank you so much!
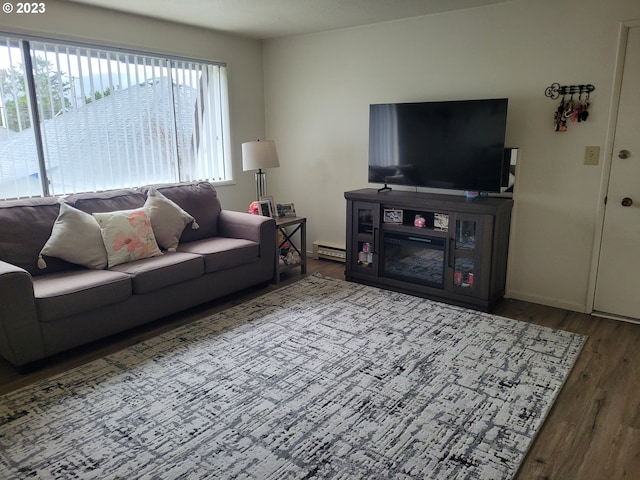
[{"left": 1, "top": 258, "right": 638, "bottom": 479}]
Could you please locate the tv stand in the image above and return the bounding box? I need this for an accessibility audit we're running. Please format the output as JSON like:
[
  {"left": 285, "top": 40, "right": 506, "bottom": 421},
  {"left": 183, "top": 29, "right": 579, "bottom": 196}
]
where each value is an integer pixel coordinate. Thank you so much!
[
  {"left": 377, "top": 184, "right": 392, "bottom": 193},
  {"left": 344, "top": 189, "right": 513, "bottom": 311}
]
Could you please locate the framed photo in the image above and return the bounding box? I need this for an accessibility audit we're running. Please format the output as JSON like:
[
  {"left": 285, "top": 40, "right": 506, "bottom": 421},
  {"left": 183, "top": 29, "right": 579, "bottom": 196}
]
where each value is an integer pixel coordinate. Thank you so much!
[
  {"left": 277, "top": 203, "right": 297, "bottom": 218},
  {"left": 383, "top": 208, "right": 403, "bottom": 224},
  {"left": 259, "top": 196, "right": 276, "bottom": 218},
  {"left": 434, "top": 213, "right": 449, "bottom": 232},
  {"left": 258, "top": 200, "right": 272, "bottom": 217}
]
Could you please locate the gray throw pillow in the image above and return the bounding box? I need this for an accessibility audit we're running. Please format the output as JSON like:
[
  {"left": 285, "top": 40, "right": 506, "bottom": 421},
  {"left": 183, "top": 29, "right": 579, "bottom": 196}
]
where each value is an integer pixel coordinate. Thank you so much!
[{"left": 38, "top": 201, "right": 108, "bottom": 270}]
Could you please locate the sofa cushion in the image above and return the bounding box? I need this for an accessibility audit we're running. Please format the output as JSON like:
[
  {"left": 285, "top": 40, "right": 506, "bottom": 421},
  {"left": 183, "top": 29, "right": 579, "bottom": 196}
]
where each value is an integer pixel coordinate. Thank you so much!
[
  {"left": 93, "top": 209, "right": 163, "bottom": 268},
  {"left": 66, "top": 188, "right": 146, "bottom": 214},
  {"left": 33, "top": 269, "right": 132, "bottom": 322},
  {"left": 109, "top": 252, "right": 204, "bottom": 294},
  {"left": 0, "top": 196, "right": 78, "bottom": 276},
  {"left": 144, "top": 187, "right": 199, "bottom": 252},
  {"left": 146, "top": 182, "right": 221, "bottom": 243},
  {"left": 38, "top": 201, "right": 108, "bottom": 270},
  {"left": 177, "top": 237, "right": 259, "bottom": 273}
]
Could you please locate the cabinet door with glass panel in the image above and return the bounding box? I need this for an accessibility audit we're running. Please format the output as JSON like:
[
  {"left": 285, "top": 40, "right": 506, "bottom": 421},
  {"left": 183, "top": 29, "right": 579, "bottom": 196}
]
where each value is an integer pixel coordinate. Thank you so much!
[
  {"left": 448, "top": 213, "right": 493, "bottom": 298},
  {"left": 350, "top": 201, "right": 380, "bottom": 275}
]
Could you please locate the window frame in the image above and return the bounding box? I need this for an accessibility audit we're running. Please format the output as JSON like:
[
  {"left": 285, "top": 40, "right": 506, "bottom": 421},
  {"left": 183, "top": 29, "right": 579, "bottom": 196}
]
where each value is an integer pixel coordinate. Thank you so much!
[{"left": 0, "top": 31, "right": 233, "bottom": 200}]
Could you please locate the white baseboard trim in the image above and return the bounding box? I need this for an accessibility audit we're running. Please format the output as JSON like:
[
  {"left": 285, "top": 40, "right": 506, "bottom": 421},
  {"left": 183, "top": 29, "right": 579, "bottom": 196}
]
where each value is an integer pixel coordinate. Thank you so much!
[
  {"left": 505, "top": 290, "right": 588, "bottom": 314},
  {"left": 591, "top": 311, "right": 640, "bottom": 325}
]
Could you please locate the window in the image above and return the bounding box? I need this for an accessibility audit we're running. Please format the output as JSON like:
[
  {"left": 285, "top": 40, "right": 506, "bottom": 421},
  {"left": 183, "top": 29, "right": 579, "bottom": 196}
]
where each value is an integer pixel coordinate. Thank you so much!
[{"left": 0, "top": 36, "right": 231, "bottom": 200}]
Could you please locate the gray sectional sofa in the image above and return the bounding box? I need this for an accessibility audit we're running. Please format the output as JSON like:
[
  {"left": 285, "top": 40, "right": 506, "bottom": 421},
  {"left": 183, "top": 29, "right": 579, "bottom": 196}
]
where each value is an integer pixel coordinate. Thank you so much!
[{"left": 0, "top": 182, "right": 276, "bottom": 367}]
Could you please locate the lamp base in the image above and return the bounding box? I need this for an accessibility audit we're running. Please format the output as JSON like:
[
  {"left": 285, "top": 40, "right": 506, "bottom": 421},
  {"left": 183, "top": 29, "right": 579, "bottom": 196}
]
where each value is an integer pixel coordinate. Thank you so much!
[{"left": 255, "top": 169, "right": 266, "bottom": 201}]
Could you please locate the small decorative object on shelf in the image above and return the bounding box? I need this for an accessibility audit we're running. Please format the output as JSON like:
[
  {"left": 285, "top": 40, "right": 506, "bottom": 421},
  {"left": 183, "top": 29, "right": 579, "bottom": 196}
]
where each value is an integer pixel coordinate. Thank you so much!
[
  {"left": 383, "top": 209, "right": 403, "bottom": 224},
  {"left": 277, "top": 230, "right": 290, "bottom": 255},
  {"left": 281, "top": 250, "right": 301, "bottom": 266},
  {"left": 414, "top": 214, "right": 426, "bottom": 228},
  {"left": 454, "top": 270, "right": 474, "bottom": 288},
  {"left": 357, "top": 242, "right": 373, "bottom": 266}
]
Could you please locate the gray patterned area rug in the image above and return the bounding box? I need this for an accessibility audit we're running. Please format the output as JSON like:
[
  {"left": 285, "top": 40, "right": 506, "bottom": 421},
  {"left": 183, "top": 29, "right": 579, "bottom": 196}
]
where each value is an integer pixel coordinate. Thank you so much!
[{"left": 0, "top": 274, "right": 585, "bottom": 479}]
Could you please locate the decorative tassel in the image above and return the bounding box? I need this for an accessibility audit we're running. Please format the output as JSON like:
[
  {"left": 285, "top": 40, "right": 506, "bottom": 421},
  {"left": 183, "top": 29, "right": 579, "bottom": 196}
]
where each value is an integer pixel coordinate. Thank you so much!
[
  {"left": 37, "top": 254, "right": 47, "bottom": 269},
  {"left": 192, "top": 220, "right": 200, "bottom": 230}
]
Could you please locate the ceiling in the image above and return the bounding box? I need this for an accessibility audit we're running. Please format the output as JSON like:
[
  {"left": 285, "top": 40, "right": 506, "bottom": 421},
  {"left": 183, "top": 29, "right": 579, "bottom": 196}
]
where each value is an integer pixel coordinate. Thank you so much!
[{"left": 65, "top": 0, "right": 512, "bottom": 40}]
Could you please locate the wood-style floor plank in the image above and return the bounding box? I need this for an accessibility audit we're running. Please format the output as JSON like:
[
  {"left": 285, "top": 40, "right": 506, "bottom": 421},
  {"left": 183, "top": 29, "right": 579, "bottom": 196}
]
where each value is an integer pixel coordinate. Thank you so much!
[{"left": 0, "top": 258, "right": 638, "bottom": 479}]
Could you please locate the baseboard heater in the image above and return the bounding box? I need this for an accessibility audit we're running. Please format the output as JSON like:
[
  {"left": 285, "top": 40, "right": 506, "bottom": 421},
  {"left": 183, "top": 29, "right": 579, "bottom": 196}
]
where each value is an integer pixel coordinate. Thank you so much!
[{"left": 312, "top": 240, "right": 346, "bottom": 263}]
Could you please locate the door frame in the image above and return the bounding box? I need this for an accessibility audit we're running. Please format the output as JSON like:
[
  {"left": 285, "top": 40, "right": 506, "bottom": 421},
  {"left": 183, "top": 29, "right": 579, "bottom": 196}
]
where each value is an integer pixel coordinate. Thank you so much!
[{"left": 587, "top": 19, "right": 640, "bottom": 320}]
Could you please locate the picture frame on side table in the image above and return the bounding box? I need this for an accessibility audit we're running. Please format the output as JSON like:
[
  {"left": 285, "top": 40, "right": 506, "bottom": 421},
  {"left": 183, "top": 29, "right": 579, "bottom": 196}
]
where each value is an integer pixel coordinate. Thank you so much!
[
  {"left": 258, "top": 200, "right": 272, "bottom": 217},
  {"left": 260, "top": 196, "right": 276, "bottom": 218},
  {"left": 277, "top": 203, "right": 297, "bottom": 218}
]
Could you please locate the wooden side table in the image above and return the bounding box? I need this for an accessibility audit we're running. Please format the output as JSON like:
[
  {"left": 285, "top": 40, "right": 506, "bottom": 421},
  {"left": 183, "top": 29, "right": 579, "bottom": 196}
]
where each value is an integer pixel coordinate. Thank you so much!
[{"left": 274, "top": 216, "right": 306, "bottom": 283}]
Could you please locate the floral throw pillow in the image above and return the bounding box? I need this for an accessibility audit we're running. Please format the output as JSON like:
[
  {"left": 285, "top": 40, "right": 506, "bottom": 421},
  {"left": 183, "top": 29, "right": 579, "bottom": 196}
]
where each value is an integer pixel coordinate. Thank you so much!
[{"left": 93, "top": 209, "right": 162, "bottom": 268}]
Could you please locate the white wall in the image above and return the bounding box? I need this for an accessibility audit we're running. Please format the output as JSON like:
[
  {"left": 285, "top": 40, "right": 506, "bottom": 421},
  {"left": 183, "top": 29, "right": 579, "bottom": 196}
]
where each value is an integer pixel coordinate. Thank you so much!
[
  {"left": 263, "top": 0, "right": 640, "bottom": 312},
  {"left": 0, "top": 0, "right": 265, "bottom": 211}
]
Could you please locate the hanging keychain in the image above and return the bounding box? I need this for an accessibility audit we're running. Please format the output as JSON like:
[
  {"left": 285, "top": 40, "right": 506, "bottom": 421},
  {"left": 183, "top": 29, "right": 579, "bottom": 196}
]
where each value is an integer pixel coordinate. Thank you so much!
[
  {"left": 578, "top": 90, "right": 590, "bottom": 122},
  {"left": 554, "top": 95, "right": 567, "bottom": 132},
  {"left": 563, "top": 93, "right": 576, "bottom": 123}
]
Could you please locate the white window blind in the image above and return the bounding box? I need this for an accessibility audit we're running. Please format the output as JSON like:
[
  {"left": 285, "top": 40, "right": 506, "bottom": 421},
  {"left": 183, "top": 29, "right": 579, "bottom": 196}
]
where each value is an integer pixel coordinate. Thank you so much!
[
  {"left": 0, "top": 36, "right": 231, "bottom": 200},
  {"left": 0, "top": 37, "right": 40, "bottom": 198}
]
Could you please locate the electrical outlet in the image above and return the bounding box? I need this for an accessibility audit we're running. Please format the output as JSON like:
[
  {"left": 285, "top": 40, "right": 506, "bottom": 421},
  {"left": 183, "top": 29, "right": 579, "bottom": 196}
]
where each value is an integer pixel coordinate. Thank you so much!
[{"left": 585, "top": 146, "right": 600, "bottom": 165}]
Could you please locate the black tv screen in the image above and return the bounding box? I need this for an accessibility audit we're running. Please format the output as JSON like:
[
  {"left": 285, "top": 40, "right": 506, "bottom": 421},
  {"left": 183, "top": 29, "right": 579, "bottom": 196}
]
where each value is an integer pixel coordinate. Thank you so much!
[{"left": 368, "top": 98, "right": 508, "bottom": 192}]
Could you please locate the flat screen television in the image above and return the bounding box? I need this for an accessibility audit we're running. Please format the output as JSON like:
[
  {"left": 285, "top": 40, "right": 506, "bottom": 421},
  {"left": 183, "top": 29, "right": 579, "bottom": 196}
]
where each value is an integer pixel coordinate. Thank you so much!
[{"left": 368, "top": 98, "right": 509, "bottom": 193}]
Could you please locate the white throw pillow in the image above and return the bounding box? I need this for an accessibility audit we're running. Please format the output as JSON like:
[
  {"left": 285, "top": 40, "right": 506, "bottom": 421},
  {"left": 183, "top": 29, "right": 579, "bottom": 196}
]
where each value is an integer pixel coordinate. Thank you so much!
[
  {"left": 144, "top": 187, "right": 199, "bottom": 251},
  {"left": 93, "top": 209, "right": 162, "bottom": 268},
  {"left": 38, "top": 201, "right": 108, "bottom": 270}
]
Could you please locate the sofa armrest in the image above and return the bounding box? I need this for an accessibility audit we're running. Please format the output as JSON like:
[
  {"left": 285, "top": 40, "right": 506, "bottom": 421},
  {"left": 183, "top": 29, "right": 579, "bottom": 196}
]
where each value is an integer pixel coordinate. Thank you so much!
[
  {"left": 218, "top": 210, "right": 276, "bottom": 244},
  {"left": 0, "top": 260, "right": 45, "bottom": 366}
]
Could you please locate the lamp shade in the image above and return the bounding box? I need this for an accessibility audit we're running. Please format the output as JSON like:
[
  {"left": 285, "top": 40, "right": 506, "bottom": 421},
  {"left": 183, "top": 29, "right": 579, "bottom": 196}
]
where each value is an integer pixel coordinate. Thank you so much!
[{"left": 242, "top": 140, "right": 280, "bottom": 171}]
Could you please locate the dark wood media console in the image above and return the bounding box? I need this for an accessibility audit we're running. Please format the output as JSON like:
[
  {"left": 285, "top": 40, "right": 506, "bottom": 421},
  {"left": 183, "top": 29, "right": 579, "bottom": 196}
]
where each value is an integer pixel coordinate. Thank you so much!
[{"left": 345, "top": 189, "right": 513, "bottom": 311}]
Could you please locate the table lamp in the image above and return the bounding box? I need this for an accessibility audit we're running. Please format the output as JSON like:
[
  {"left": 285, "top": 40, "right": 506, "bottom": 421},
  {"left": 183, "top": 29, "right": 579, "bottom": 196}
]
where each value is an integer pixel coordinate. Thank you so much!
[{"left": 242, "top": 140, "right": 280, "bottom": 201}]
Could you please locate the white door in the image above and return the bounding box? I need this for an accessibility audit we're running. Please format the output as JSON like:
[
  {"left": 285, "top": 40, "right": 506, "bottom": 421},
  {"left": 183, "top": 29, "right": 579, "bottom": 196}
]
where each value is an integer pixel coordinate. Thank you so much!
[{"left": 594, "top": 25, "right": 640, "bottom": 319}]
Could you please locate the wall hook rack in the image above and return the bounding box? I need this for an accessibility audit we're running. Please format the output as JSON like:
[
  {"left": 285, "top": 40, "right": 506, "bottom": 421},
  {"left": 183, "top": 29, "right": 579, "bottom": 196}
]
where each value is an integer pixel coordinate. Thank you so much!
[
  {"left": 545, "top": 83, "right": 595, "bottom": 100},
  {"left": 546, "top": 83, "right": 595, "bottom": 131}
]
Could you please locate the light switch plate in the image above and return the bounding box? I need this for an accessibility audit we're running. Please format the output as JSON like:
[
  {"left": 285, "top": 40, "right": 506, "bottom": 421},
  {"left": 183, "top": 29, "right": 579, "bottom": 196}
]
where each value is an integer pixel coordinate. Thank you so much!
[{"left": 585, "top": 146, "right": 600, "bottom": 165}]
